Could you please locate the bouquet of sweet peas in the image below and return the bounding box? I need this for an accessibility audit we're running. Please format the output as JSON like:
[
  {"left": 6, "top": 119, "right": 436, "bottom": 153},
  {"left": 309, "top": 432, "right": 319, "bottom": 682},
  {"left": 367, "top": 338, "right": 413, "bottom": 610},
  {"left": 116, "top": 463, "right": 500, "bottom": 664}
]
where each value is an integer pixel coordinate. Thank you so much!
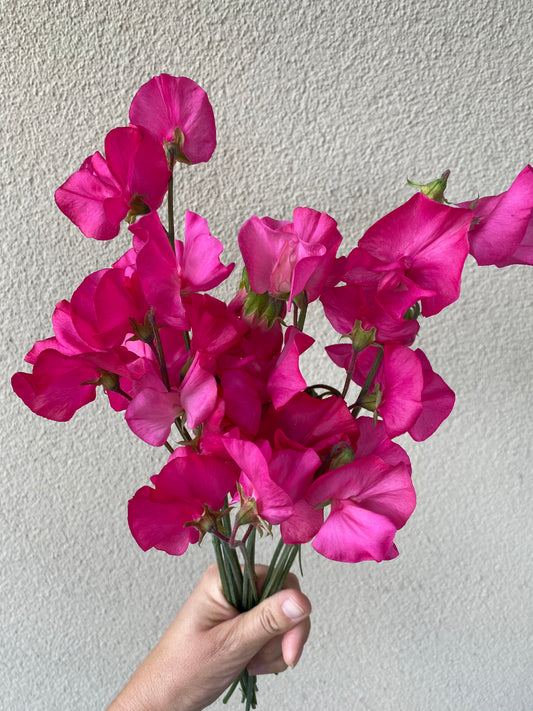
[{"left": 11, "top": 74, "right": 533, "bottom": 709}]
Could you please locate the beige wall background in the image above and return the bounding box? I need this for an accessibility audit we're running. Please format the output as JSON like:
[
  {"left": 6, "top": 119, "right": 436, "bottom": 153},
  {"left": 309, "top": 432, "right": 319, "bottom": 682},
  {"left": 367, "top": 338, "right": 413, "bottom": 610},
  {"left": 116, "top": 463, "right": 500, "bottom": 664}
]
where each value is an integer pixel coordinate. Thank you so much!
[{"left": 2, "top": 0, "right": 532, "bottom": 709}]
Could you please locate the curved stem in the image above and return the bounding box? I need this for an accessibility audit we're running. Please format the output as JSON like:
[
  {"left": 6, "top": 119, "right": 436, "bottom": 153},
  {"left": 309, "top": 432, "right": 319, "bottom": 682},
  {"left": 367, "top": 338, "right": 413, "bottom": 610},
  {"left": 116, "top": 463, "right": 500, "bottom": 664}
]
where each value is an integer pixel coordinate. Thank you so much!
[{"left": 305, "top": 383, "right": 343, "bottom": 398}]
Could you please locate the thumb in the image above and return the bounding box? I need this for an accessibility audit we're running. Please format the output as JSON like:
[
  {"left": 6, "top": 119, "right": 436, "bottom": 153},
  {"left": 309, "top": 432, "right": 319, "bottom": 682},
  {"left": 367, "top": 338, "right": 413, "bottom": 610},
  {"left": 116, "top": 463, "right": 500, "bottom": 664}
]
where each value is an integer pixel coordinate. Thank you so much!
[{"left": 223, "top": 589, "right": 311, "bottom": 663}]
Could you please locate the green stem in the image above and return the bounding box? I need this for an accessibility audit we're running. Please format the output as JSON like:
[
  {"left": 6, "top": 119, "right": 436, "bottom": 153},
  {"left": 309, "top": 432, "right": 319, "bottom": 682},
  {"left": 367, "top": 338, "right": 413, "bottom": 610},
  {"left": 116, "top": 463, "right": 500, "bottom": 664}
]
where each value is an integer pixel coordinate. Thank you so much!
[
  {"left": 261, "top": 537, "right": 285, "bottom": 594},
  {"left": 351, "top": 345, "right": 384, "bottom": 417},
  {"left": 341, "top": 346, "right": 358, "bottom": 399},
  {"left": 296, "top": 291, "right": 308, "bottom": 331},
  {"left": 212, "top": 537, "right": 233, "bottom": 608},
  {"left": 222, "top": 543, "right": 243, "bottom": 611},
  {"left": 148, "top": 311, "right": 171, "bottom": 392},
  {"left": 305, "top": 383, "right": 343, "bottom": 398},
  {"left": 167, "top": 172, "right": 175, "bottom": 250},
  {"left": 174, "top": 416, "right": 192, "bottom": 442},
  {"left": 260, "top": 543, "right": 300, "bottom": 601},
  {"left": 222, "top": 679, "right": 239, "bottom": 705},
  {"left": 238, "top": 541, "right": 258, "bottom": 608}
]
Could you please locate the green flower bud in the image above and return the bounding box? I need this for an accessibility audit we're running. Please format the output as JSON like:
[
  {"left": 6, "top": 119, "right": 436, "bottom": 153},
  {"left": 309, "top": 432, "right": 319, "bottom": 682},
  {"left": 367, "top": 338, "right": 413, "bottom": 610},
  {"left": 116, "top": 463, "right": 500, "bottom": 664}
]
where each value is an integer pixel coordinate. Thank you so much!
[{"left": 407, "top": 170, "right": 450, "bottom": 204}]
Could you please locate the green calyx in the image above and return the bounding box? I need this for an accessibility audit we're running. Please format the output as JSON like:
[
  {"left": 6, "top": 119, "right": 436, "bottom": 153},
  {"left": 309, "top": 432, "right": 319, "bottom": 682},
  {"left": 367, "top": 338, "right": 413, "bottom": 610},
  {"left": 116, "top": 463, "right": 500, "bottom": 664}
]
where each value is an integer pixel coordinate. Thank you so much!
[
  {"left": 342, "top": 320, "right": 376, "bottom": 352},
  {"left": 407, "top": 169, "right": 451, "bottom": 203}
]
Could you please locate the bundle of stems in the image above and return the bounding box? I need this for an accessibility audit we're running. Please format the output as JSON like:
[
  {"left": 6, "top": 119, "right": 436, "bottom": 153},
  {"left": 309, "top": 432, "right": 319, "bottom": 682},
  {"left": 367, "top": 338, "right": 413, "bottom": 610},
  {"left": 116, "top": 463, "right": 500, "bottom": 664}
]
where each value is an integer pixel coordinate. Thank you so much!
[{"left": 212, "top": 515, "right": 300, "bottom": 710}]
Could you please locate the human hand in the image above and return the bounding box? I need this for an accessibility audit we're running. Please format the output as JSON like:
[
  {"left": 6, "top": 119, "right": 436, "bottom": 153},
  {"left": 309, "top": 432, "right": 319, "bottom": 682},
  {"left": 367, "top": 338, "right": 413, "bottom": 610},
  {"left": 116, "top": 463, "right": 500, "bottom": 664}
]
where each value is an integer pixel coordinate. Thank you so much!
[{"left": 107, "top": 563, "right": 312, "bottom": 711}]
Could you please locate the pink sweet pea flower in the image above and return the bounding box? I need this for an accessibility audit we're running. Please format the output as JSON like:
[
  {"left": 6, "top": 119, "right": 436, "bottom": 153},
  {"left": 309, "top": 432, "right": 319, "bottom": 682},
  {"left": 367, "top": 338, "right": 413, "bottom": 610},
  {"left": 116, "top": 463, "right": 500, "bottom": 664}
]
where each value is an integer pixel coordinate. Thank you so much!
[
  {"left": 266, "top": 325, "right": 314, "bottom": 408},
  {"left": 354, "top": 416, "right": 411, "bottom": 473},
  {"left": 129, "top": 74, "right": 216, "bottom": 165},
  {"left": 267, "top": 447, "right": 323, "bottom": 544},
  {"left": 131, "top": 211, "right": 234, "bottom": 330},
  {"left": 344, "top": 193, "right": 473, "bottom": 318},
  {"left": 408, "top": 349, "right": 455, "bottom": 441},
  {"left": 308, "top": 455, "right": 416, "bottom": 563},
  {"left": 128, "top": 452, "right": 237, "bottom": 556},
  {"left": 11, "top": 348, "right": 136, "bottom": 421},
  {"left": 326, "top": 342, "right": 424, "bottom": 438},
  {"left": 259, "top": 391, "right": 360, "bottom": 458},
  {"left": 238, "top": 207, "right": 342, "bottom": 305},
  {"left": 185, "top": 293, "right": 247, "bottom": 358},
  {"left": 55, "top": 126, "right": 170, "bottom": 240},
  {"left": 320, "top": 283, "right": 420, "bottom": 346},
  {"left": 223, "top": 438, "right": 294, "bottom": 525},
  {"left": 459, "top": 165, "right": 533, "bottom": 267},
  {"left": 69, "top": 267, "right": 147, "bottom": 350},
  {"left": 125, "top": 352, "right": 218, "bottom": 446}
]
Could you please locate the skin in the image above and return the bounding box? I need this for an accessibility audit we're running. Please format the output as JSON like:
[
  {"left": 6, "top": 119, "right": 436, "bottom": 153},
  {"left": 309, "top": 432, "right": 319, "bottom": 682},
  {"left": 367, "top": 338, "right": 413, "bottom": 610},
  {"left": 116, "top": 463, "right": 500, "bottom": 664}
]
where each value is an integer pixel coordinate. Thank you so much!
[{"left": 107, "top": 563, "right": 312, "bottom": 711}]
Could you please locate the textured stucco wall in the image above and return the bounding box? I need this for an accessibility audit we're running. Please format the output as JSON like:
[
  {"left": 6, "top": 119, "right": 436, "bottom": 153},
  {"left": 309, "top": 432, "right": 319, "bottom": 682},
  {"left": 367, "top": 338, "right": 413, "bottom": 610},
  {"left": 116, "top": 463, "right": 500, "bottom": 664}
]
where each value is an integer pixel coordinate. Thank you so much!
[{"left": 2, "top": 0, "right": 533, "bottom": 709}]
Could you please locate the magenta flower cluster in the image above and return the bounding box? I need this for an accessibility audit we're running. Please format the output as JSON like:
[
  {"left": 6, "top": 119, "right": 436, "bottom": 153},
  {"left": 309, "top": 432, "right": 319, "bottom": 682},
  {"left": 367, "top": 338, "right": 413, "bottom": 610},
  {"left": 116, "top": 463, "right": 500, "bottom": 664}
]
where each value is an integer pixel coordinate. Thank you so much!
[{"left": 12, "top": 74, "right": 533, "bottom": 569}]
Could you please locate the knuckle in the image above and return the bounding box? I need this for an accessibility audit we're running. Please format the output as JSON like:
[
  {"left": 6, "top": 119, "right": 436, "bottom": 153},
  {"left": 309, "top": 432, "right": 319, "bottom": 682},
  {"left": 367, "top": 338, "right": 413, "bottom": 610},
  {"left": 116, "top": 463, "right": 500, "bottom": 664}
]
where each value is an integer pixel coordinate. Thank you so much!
[{"left": 258, "top": 605, "right": 282, "bottom": 635}]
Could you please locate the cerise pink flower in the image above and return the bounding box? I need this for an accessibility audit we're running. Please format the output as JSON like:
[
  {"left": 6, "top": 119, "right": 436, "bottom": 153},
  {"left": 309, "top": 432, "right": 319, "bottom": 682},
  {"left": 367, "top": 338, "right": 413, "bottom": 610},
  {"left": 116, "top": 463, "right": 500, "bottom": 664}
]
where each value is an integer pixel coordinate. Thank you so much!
[
  {"left": 308, "top": 455, "right": 416, "bottom": 563},
  {"left": 459, "top": 165, "right": 533, "bottom": 267},
  {"left": 129, "top": 74, "right": 216, "bottom": 165},
  {"left": 238, "top": 207, "right": 342, "bottom": 305},
  {"left": 128, "top": 452, "right": 237, "bottom": 555},
  {"left": 344, "top": 193, "right": 473, "bottom": 319},
  {"left": 55, "top": 126, "right": 170, "bottom": 240}
]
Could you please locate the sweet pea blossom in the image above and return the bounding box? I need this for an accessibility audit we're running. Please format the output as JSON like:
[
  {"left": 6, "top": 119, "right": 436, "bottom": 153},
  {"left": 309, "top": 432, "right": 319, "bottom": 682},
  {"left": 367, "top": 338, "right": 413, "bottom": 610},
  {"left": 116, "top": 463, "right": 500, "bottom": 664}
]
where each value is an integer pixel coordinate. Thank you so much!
[
  {"left": 320, "top": 283, "right": 420, "bottom": 346},
  {"left": 131, "top": 211, "right": 234, "bottom": 330},
  {"left": 459, "top": 165, "right": 533, "bottom": 267},
  {"left": 238, "top": 207, "right": 342, "bottom": 305},
  {"left": 308, "top": 455, "right": 416, "bottom": 563},
  {"left": 128, "top": 452, "right": 237, "bottom": 556},
  {"left": 344, "top": 193, "right": 473, "bottom": 319},
  {"left": 266, "top": 326, "right": 314, "bottom": 408},
  {"left": 55, "top": 126, "right": 170, "bottom": 240},
  {"left": 129, "top": 74, "right": 216, "bottom": 165},
  {"left": 409, "top": 349, "right": 455, "bottom": 441},
  {"left": 125, "top": 352, "right": 218, "bottom": 446},
  {"left": 259, "top": 391, "right": 360, "bottom": 458},
  {"left": 326, "top": 342, "right": 424, "bottom": 438},
  {"left": 11, "top": 347, "right": 136, "bottom": 422},
  {"left": 223, "top": 438, "right": 294, "bottom": 525}
]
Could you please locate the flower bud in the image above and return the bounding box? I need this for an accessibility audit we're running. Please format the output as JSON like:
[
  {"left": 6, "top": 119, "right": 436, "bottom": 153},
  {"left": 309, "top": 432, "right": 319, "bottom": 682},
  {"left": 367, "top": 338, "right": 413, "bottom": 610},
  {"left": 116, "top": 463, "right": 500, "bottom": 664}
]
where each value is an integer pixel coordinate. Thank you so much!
[
  {"left": 404, "top": 302, "right": 421, "bottom": 321},
  {"left": 243, "top": 289, "right": 285, "bottom": 328},
  {"left": 128, "top": 316, "right": 154, "bottom": 343},
  {"left": 358, "top": 383, "right": 383, "bottom": 413},
  {"left": 328, "top": 442, "right": 356, "bottom": 470},
  {"left": 346, "top": 320, "right": 376, "bottom": 352},
  {"left": 407, "top": 170, "right": 450, "bottom": 203}
]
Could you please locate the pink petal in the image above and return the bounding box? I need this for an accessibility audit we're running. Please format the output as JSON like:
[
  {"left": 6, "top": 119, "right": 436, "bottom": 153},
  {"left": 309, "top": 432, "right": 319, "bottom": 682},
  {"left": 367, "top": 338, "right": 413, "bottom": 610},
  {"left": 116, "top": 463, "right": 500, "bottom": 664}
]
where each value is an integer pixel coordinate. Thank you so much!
[
  {"left": 12, "top": 350, "right": 97, "bottom": 421},
  {"left": 126, "top": 387, "right": 182, "bottom": 446},
  {"left": 54, "top": 152, "right": 121, "bottom": 240},
  {"left": 179, "top": 353, "right": 218, "bottom": 430},
  {"left": 267, "top": 326, "right": 314, "bottom": 408},
  {"left": 129, "top": 74, "right": 216, "bottom": 164},
  {"left": 461, "top": 165, "right": 533, "bottom": 267},
  {"left": 179, "top": 211, "right": 234, "bottom": 292},
  {"left": 408, "top": 349, "right": 455, "bottom": 441},
  {"left": 312, "top": 504, "right": 399, "bottom": 563}
]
